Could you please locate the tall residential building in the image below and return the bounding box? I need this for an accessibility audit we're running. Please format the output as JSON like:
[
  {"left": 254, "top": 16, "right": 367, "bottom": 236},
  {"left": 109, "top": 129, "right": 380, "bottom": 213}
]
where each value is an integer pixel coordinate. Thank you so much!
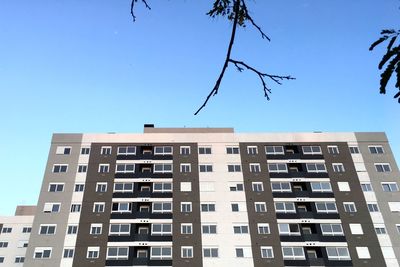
[
  {"left": 19, "top": 125, "right": 400, "bottom": 267},
  {"left": 0, "top": 205, "right": 35, "bottom": 266}
]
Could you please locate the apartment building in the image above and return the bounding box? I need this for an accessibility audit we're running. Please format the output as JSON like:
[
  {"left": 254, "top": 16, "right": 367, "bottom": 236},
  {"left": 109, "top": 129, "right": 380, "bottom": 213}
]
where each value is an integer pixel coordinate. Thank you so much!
[
  {"left": 20, "top": 125, "right": 400, "bottom": 267},
  {"left": 0, "top": 206, "right": 35, "bottom": 266}
]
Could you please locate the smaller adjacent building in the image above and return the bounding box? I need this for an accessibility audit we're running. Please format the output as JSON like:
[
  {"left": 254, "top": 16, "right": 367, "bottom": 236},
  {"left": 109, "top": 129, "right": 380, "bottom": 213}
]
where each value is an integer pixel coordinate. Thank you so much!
[{"left": 0, "top": 206, "right": 36, "bottom": 266}]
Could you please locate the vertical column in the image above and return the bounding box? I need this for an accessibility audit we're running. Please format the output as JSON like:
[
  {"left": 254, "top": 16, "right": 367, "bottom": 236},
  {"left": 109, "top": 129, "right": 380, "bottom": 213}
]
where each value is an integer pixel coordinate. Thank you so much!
[
  {"left": 172, "top": 143, "right": 203, "bottom": 267},
  {"left": 240, "top": 142, "right": 284, "bottom": 267}
]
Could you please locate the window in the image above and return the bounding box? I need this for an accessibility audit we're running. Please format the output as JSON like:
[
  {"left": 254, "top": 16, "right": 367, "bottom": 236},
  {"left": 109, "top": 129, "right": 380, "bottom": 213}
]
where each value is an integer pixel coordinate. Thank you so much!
[
  {"left": 109, "top": 224, "right": 130, "bottom": 235},
  {"left": 152, "top": 202, "right": 172, "bottom": 213},
  {"left": 39, "top": 225, "right": 56, "bottom": 235},
  {"left": 268, "top": 163, "right": 288, "bottom": 173},
  {"left": 278, "top": 224, "right": 301, "bottom": 236},
  {"left": 1, "top": 227, "right": 12, "bottom": 233},
  {"left": 43, "top": 203, "right": 60, "bottom": 213},
  {"left": 81, "top": 147, "right": 90, "bottom": 155},
  {"left": 310, "top": 182, "right": 332, "bottom": 192},
  {"left": 265, "top": 146, "right": 284, "bottom": 155},
  {"left": 153, "top": 182, "right": 172, "bottom": 192},
  {"left": 181, "top": 223, "right": 193, "bottom": 234},
  {"left": 306, "top": 163, "right": 327, "bottom": 173},
  {"left": 117, "top": 146, "right": 136, "bottom": 155},
  {"left": 180, "top": 163, "right": 191, "bottom": 173},
  {"left": 326, "top": 247, "right": 350, "bottom": 260},
  {"left": 15, "top": 256, "right": 25, "bottom": 263},
  {"left": 0, "top": 257, "right": 3, "bottom": 263},
  {"left": 48, "top": 183, "right": 64, "bottom": 192},
  {"left": 250, "top": 163, "right": 261, "bottom": 173},
  {"left": 116, "top": 163, "right": 135, "bottom": 173},
  {"left": 302, "top": 146, "right": 322, "bottom": 155},
  {"left": 375, "top": 227, "right": 387, "bottom": 235},
  {"left": 53, "top": 164, "right": 68, "bottom": 173},
  {"left": 261, "top": 247, "right": 274, "bottom": 258},
  {"left": 70, "top": 204, "right": 81, "bottom": 213},
  {"left": 367, "top": 203, "right": 380, "bottom": 212},
  {"left": 338, "top": 182, "right": 350, "bottom": 191},
  {"left": 180, "top": 146, "right": 191, "bottom": 155},
  {"left": 320, "top": 224, "right": 344, "bottom": 236},
  {"left": 137, "top": 250, "right": 147, "bottom": 258},
  {"left": 369, "top": 145, "right": 384, "bottom": 154},
  {"left": 67, "top": 225, "right": 78, "bottom": 235},
  {"left": 349, "top": 146, "right": 360, "bottom": 154},
  {"left": 101, "top": 146, "right": 112, "bottom": 155},
  {"left": 63, "top": 249, "right": 74, "bottom": 258},
  {"left": 233, "top": 225, "right": 249, "bottom": 234},
  {"left": 150, "top": 247, "right": 172, "bottom": 259},
  {"left": 343, "top": 202, "right": 357, "bottom": 213},
  {"left": 112, "top": 202, "right": 131, "bottom": 213},
  {"left": 375, "top": 163, "right": 391, "bottom": 172},
  {"left": 87, "top": 247, "right": 100, "bottom": 259},
  {"left": 275, "top": 202, "right": 296, "bottom": 213},
  {"left": 200, "top": 182, "right": 215, "bottom": 192},
  {"left": 258, "top": 223, "right": 270, "bottom": 234},
  {"left": 255, "top": 202, "right": 267, "bottom": 212},
  {"left": 271, "top": 182, "right": 291, "bottom": 192},
  {"left": 181, "top": 202, "right": 192, "bottom": 213},
  {"left": 77, "top": 164, "right": 87, "bottom": 173},
  {"left": 315, "top": 202, "right": 337, "bottom": 213},
  {"left": 96, "top": 182, "right": 107, "bottom": 192},
  {"left": 34, "top": 247, "right": 52, "bottom": 259},
  {"left": 154, "top": 163, "right": 172, "bottom": 173},
  {"left": 199, "top": 147, "right": 212, "bottom": 154},
  {"left": 75, "top": 184, "right": 85, "bottom": 192},
  {"left": 382, "top": 182, "right": 399, "bottom": 192},
  {"left": 361, "top": 183, "right": 373, "bottom": 192},
  {"left": 114, "top": 182, "right": 134, "bottom": 193},
  {"left": 93, "top": 202, "right": 105, "bottom": 213},
  {"left": 180, "top": 182, "right": 192, "bottom": 192},
  {"left": 332, "top": 163, "right": 345, "bottom": 173},
  {"left": 201, "top": 203, "right": 216, "bottom": 212},
  {"left": 181, "top": 246, "right": 193, "bottom": 258},
  {"left": 252, "top": 182, "right": 264, "bottom": 192},
  {"left": 396, "top": 224, "right": 400, "bottom": 234},
  {"left": 199, "top": 164, "right": 213, "bottom": 172},
  {"left": 231, "top": 203, "right": 239, "bottom": 212},
  {"left": 56, "top": 146, "right": 71, "bottom": 155},
  {"left": 154, "top": 146, "right": 173, "bottom": 155},
  {"left": 328, "top": 146, "right": 340, "bottom": 154},
  {"left": 235, "top": 247, "right": 252, "bottom": 258},
  {"left": 203, "top": 248, "right": 218, "bottom": 258},
  {"left": 22, "top": 227, "right": 32, "bottom": 233},
  {"left": 247, "top": 146, "right": 258, "bottom": 155},
  {"left": 151, "top": 224, "right": 172, "bottom": 235},
  {"left": 228, "top": 164, "right": 241, "bottom": 172},
  {"left": 388, "top": 202, "right": 400, "bottom": 212},
  {"left": 229, "top": 183, "right": 244, "bottom": 191},
  {"left": 356, "top": 247, "right": 371, "bottom": 259},
  {"left": 98, "top": 164, "right": 109, "bottom": 173},
  {"left": 226, "top": 146, "right": 239, "bottom": 154},
  {"left": 202, "top": 224, "right": 217, "bottom": 234},
  {"left": 282, "top": 247, "right": 305, "bottom": 260},
  {"left": 0, "top": 242, "right": 8, "bottom": 248}
]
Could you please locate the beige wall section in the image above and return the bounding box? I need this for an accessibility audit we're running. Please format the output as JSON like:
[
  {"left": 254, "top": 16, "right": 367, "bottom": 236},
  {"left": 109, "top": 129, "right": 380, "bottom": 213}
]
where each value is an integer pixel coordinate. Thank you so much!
[
  {"left": 15, "top": 206, "right": 37, "bottom": 216},
  {"left": 0, "top": 213, "right": 34, "bottom": 266},
  {"left": 81, "top": 132, "right": 361, "bottom": 144},
  {"left": 24, "top": 134, "right": 83, "bottom": 267}
]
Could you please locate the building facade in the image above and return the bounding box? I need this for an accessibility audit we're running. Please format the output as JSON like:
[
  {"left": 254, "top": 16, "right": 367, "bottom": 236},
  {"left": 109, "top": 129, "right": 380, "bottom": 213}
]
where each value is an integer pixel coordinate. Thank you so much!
[
  {"left": 20, "top": 126, "right": 400, "bottom": 267},
  {"left": 0, "top": 206, "right": 35, "bottom": 266}
]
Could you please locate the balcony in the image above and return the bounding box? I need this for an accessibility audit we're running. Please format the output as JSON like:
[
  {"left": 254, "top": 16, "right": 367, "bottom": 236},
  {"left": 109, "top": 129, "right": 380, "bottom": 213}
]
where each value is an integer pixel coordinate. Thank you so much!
[
  {"left": 273, "top": 191, "right": 334, "bottom": 198},
  {"left": 284, "top": 258, "right": 352, "bottom": 266},
  {"left": 116, "top": 154, "right": 173, "bottom": 161},
  {"left": 267, "top": 153, "right": 324, "bottom": 160},
  {"left": 269, "top": 172, "right": 329, "bottom": 179},
  {"left": 115, "top": 172, "right": 173, "bottom": 179},
  {"left": 112, "top": 192, "right": 172, "bottom": 199},
  {"left": 108, "top": 234, "right": 172, "bottom": 242},
  {"left": 110, "top": 212, "right": 172, "bottom": 220},
  {"left": 106, "top": 258, "right": 172, "bottom": 266},
  {"left": 276, "top": 212, "right": 340, "bottom": 220},
  {"left": 279, "top": 234, "right": 346, "bottom": 243}
]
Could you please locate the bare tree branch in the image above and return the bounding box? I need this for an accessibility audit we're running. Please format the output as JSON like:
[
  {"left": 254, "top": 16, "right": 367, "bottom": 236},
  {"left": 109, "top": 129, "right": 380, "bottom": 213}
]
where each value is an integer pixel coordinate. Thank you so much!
[
  {"left": 194, "top": 0, "right": 241, "bottom": 115},
  {"left": 229, "top": 59, "right": 295, "bottom": 98},
  {"left": 131, "top": 0, "right": 151, "bottom": 22},
  {"left": 240, "top": 0, "right": 270, "bottom": 41}
]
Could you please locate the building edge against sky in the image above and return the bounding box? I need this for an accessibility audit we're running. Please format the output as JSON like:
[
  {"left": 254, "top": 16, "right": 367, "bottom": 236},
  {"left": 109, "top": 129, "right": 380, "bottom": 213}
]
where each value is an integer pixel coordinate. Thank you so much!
[{"left": 1, "top": 125, "right": 400, "bottom": 266}]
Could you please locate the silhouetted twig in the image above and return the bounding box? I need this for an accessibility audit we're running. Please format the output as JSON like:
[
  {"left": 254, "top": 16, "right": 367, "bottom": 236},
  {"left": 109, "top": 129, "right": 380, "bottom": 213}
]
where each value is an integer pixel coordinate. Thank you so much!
[{"left": 131, "top": 0, "right": 151, "bottom": 22}]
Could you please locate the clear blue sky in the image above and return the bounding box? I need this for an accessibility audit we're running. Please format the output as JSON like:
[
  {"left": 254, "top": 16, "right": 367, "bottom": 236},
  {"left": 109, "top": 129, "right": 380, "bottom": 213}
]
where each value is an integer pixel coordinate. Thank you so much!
[{"left": 0, "top": 0, "right": 399, "bottom": 215}]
